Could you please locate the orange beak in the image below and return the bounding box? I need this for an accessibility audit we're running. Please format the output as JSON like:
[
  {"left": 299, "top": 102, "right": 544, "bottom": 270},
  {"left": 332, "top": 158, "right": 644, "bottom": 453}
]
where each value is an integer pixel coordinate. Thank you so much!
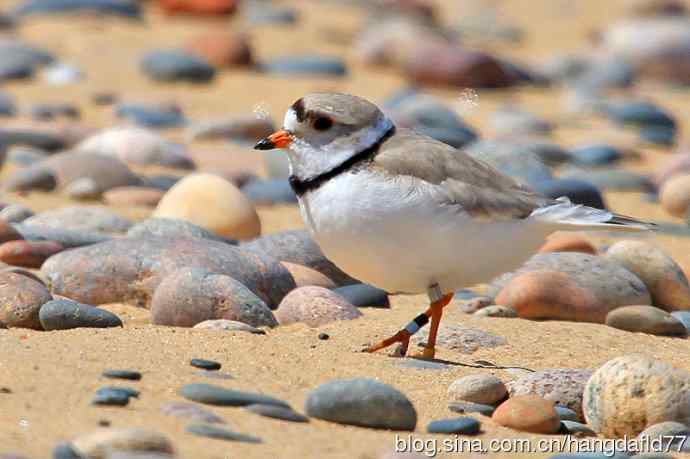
[{"left": 254, "top": 129, "right": 292, "bottom": 150}]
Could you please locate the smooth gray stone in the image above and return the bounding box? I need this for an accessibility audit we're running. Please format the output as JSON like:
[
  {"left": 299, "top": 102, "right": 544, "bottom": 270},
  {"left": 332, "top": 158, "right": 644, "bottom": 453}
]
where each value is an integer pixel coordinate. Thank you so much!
[
  {"left": 448, "top": 402, "right": 495, "bottom": 416},
  {"left": 186, "top": 423, "right": 262, "bottom": 443},
  {"left": 39, "top": 299, "right": 123, "bottom": 330},
  {"left": 12, "top": 223, "right": 110, "bottom": 247},
  {"left": 102, "top": 369, "right": 141, "bottom": 380},
  {"left": 180, "top": 383, "right": 289, "bottom": 408},
  {"left": 427, "top": 416, "right": 481, "bottom": 434},
  {"left": 245, "top": 403, "right": 309, "bottom": 423}
]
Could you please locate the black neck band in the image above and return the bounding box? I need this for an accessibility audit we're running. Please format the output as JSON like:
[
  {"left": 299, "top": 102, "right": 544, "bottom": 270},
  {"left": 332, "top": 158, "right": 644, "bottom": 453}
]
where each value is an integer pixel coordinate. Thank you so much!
[{"left": 289, "top": 126, "right": 396, "bottom": 197}]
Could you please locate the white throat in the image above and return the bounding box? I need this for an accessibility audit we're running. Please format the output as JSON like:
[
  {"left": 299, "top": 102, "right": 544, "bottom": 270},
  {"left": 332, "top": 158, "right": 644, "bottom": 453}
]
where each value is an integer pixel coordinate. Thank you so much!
[{"left": 283, "top": 109, "right": 394, "bottom": 181}]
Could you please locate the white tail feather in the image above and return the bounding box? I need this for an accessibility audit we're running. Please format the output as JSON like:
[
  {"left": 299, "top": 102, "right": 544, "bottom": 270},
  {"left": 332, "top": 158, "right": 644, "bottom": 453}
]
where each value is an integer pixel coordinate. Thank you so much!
[{"left": 530, "top": 197, "right": 652, "bottom": 232}]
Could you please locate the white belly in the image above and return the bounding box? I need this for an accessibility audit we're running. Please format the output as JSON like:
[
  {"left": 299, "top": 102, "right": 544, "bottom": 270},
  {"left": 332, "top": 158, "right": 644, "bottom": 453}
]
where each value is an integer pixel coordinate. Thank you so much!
[{"left": 299, "top": 171, "right": 552, "bottom": 294}]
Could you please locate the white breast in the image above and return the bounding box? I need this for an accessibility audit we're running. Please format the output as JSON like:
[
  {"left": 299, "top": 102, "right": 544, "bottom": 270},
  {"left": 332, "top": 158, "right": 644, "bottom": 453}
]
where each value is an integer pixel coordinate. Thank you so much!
[{"left": 298, "top": 171, "right": 551, "bottom": 294}]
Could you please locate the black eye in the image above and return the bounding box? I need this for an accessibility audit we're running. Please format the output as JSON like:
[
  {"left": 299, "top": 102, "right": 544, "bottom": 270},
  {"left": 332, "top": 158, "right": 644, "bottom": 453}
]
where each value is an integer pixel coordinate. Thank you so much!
[{"left": 313, "top": 117, "right": 333, "bottom": 131}]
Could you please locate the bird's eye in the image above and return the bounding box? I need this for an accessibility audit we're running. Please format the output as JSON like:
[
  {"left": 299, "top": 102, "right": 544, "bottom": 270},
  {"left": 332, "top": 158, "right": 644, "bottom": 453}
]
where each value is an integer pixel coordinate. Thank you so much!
[{"left": 313, "top": 117, "right": 333, "bottom": 131}]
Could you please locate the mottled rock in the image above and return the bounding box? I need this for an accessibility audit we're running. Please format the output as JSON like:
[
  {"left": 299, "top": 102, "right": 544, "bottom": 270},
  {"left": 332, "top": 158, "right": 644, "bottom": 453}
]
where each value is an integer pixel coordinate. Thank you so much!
[
  {"left": 413, "top": 324, "right": 507, "bottom": 354},
  {"left": 492, "top": 395, "right": 561, "bottom": 434},
  {"left": 39, "top": 299, "right": 123, "bottom": 330},
  {"left": 539, "top": 235, "right": 597, "bottom": 254},
  {"left": 305, "top": 378, "right": 416, "bottom": 430},
  {"left": 474, "top": 305, "right": 518, "bottom": 318},
  {"left": 161, "top": 401, "right": 224, "bottom": 423},
  {"left": 25, "top": 206, "right": 131, "bottom": 234},
  {"left": 141, "top": 50, "right": 215, "bottom": 82},
  {"left": 492, "top": 252, "right": 651, "bottom": 322},
  {"left": 0, "top": 272, "right": 51, "bottom": 329},
  {"left": 275, "top": 286, "right": 362, "bottom": 327},
  {"left": 605, "top": 305, "right": 687, "bottom": 335},
  {"left": 607, "top": 240, "right": 690, "bottom": 311},
  {"left": 0, "top": 240, "right": 63, "bottom": 268},
  {"left": 180, "top": 383, "right": 289, "bottom": 408},
  {"left": 151, "top": 267, "right": 277, "bottom": 327},
  {"left": 583, "top": 355, "right": 690, "bottom": 437},
  {"left": 71, "top": 429, "right": 173, "bottom": 459},
  {"left": 154, "top": 173, "right": 260, "bottom": 240},
  {"left": 447, "top": 374, "right": 507, "bottom": 405},
  {"left": 507, "top": 368, "right": 593, "bottom": 420}
]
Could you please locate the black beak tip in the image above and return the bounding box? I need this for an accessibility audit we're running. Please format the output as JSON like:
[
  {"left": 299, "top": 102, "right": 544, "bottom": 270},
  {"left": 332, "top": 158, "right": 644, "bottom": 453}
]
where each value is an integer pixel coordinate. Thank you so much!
[{"left": 254, "top": 138, "right": 275, "bottom": 150}]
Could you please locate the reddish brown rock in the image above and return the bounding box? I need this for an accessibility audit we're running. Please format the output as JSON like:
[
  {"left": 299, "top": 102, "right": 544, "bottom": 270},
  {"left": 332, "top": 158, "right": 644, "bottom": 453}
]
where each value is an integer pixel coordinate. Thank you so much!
[
  {"left": 492, "top": 395, "right": 561, "bottom": 434},
  {"left": 103, "top": 187, "right": 165, "bottom": 207},
  {"left": 0, "top": 220, "right": 22, "bottom": 244},
  {"left": 159, "top": 0, "right": 237, "bottom": 15},
  {"left": 275, "top": 286, "right": 362, "bottom": 327},
  {"left": 404, "top": 44, "right": 517, "bottom": 88},
  {"left": 0, "top": 240, "right": 63, "bottom": 268},
  {"left": 151, "top": 267, "right": 278, "bottom": 328},
  {"left": 0, "top": 272, "right": 52, "bottom": 329},
  {"left": 187, "top": 32, "right": 252, "bottom": 68},
  {"left": 539, "top": 235, "right": 597, "bottom": 255},
  {"left": 281, "top": 262, "right": 336, "bottom": 289}
]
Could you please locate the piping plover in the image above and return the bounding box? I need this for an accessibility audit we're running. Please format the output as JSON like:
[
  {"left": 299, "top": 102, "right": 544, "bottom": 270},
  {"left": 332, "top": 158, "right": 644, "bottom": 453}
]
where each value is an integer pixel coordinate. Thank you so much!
[{"left": 255, "top": 93, "right": 652, "bottom": 359}]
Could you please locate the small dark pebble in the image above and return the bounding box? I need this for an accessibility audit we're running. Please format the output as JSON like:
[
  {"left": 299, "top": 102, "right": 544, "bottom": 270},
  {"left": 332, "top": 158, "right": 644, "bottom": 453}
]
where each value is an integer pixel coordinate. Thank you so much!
[
  {"left": 91, "top": 389, "right": 130, "bottom": 407},
  {"left": 186, "top": 423, "right": 262, "bottom": 443},
  {"left": 102, "top": 369, "right": 142, "bottom": 381},
  {"left": 448, "top": 401, "right": 495, "bottom": 416},
  {"left": 181, "top": 383, "right": 289, "bottom": 408},
  {"left": 96, "top": 386, "right": 140, "bottom": 398},
  {"left": 318, "top": 332, "right": 329, "bottom": 340},
  {"left": 427, "top": 416, "right": 481, "bottom": 435},
  {"left": 190, "top": 358, "right": 221, "bottom": 371},
  {"left": 555, "top": 405, "right": 579, "bottom": 421},
  {"left": 52, "top": 442, "right": 83, "bottom": 459},
  {"left": 98, "top": 419, "right": 111, "bottom": 427},
  {"left": 245, "top": 403, "right": 309, "bottom": 423},
  {"left": 0, "top": 387, "right": 12, "bottom": 393},
  {"left": 92, "top": 92, "right": 118, "bottom": 106},
  {"left": 333, "top": 283, "right": 390, "bottom": 308}
]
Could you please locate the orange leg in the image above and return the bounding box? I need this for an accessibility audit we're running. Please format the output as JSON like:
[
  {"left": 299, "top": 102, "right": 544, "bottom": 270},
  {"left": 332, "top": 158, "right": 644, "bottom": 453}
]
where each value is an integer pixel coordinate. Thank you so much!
[{"left": 364, "top": 291, "right": 454, "bottom": 358}]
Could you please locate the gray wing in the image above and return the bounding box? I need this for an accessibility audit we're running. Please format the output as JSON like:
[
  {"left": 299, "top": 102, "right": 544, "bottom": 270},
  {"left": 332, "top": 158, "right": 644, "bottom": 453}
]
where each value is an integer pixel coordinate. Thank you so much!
[{"left": 372, "top": 128, "right": 553, "bottom": 220}]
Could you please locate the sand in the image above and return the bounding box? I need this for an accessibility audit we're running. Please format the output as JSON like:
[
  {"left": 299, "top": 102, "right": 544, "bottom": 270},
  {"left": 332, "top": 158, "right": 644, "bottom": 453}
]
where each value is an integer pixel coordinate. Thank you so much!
[{"left": 3, "top": 0, "right": 690, "bottom": 458}]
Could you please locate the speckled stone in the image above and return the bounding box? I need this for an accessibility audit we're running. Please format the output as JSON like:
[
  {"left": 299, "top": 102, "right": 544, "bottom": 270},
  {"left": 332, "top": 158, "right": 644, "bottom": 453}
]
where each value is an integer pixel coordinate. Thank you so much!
[
  {"left": 447, "top": 374, "right": 507, "bottom": 405},
  {"left": 275, "top": 286, "right": 362, "bottom": 327}
]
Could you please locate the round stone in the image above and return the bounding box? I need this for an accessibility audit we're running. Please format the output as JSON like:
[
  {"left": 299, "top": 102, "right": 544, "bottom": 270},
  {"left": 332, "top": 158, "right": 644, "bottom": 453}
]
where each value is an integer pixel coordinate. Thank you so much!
[
  {"left": 606, "top": 240, "right": 690, "bottom": 311},
  {"left": 39, "top": 299, "right": 123, "bottom": 330},
  {"left": 190, "top": 358, "right": 221, "bottom": 371},
  {"left": 447, "top": 374, "right": 507, "bottom": 405},
  {"left": 153, "top": 173, "right": 260, "bottom": 240},
  {"left": 186, "top": 32, "right": 252, "bottom": 68},
  {"left": 275, "top": 286, "right": 362, "bottom": 327},
  {"left": 605, "top": 305, "right": 687, "bottom": 336},
  {"left": 637, "top": 421, "right": 690, "bottom": 452},
  {"left": 427, "top": 416, "right": 480, "bottom": 434},
  {"left": 492, "top": 395, "right": 561, "bottom": 434},
  {"left": 583, "top": 354, "right": 690, "bottom": 437},
  {"left": 126, "top": 217, "right": 227, "bottom": 242},
  {"left": 305, "top": 378, "right": 417, "bottom": 430},
  {"left": 0, "top": 271, "right": 52, "bottom": 329}
]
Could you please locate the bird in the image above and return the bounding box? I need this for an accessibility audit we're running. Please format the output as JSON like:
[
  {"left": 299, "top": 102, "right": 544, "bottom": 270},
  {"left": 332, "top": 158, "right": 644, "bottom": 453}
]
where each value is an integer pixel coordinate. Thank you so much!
[{"left": 254, "top": 92, "right": 653, "bottom": 360}]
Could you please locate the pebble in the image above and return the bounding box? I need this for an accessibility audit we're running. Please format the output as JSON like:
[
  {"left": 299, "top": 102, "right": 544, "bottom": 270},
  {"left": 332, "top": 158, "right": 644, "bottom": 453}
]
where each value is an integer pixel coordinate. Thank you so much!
[
  {"left": 448, "top": 401, "right": 496, "bottom": 416},
  {"left": 640, "top": 126, "right": 675, "bottom": 146},
  {"left": 115, "top": 103, "right": 186, "bottom": 129},
  {"left": 275, "top": 286, "right": 362, "bottom": 327},
  {"left": 141, "top": 50, "right": 215, "bottom": 82},
  {"left": 583, "top": 354, "right": 690, "bottom": 437},
  {"left": 41, "top": 237, "right": 293, "bottom": 308},
  {"left": 606, "top": 240, "right": 690, "bottom": 311},
  {"left": 555, "top": 406, "right": 580, "bottom": 422},
  {"left": 492, "top": 252, "right": 651, "bottom": 323},
  {"left": 186, "top": 423, "right": 261, "bottom": 443},
  {"left": 0, "top": 267, "right": 44, "bottom": 284},
  {"left": 77, "top": 127, "right": 190, "bottom": 169},
  {"left": 13, "top": 0, "right": 141, "bottom": 18},
  {"left": 569, "top": 144, "right": 622, "bottom": 166},
  {"left": 186, "top": 32, "right": 252, "bottom": 68},
  {"left": 241, "top": 229, "right": 358, "bottom": 286},
  {"left": 245, "top": 403, "right": 309, "bottom": 423},
  {"left": 447, "top": 374, "right": 507, "bottom": 405},
  {"left": 507, "top": 368, "right": 593, "bottom": 420},
  {"left": 0, "top": 204, "right": 33, "bottom": 223},
  {"left": 42, "top": 62, "right": 82, "bottom": 85},
  {"left": 318, "top": 333, "right": 329, "bottom": 340},
  {"left": 0, "top": 124, "right": 68, "bottom": 151},
  {"left": 25, "top": 206, "right": 132, "bottom": 235},
  {"left": 96, "top": 386, "right": 139, "bottom": 398},
  {"left": 281, "top": 262, "right": 336, "bottom": 289},
  {"left": 102, "top": 370, "right": 141, "bottom": 381},
  {"left": 91, "top": 388, "right": 132, "bottom": 407},
  {"left": 560, "top": 420, "right": 596, "bottom": 436},
  {"left": 605, "top": 100, "right": 676, "bottom": 130},
  {"left": 305, "top": 378, "right": 417, "bottom": 430},
  {"left": 605, "top": 305, "right": 687, "bottom": 336},
  {"left": 258, "top": 55, "right": 347, "bottom": 76},
  {"left": 539, "top": 235, "right": 597, "bottom": 255},
  {"left": 39, "top": 299, "right": 123, "bottom": 331},
  {"left": 190, "top": 358, "right": 221, "bottom": 371},
  {"left": 52, "top": 442, "right": 82, "bottom": 459},
  {"left": 13, "top": 223, "right": 110, "bottom": 248},
  {"left": 474, "top": 305, "right": 518, "bottom": 318},
  {"left": 413, "top": 324, "right": 507, "bottom": 354},
  {"left": 427, "top": 416, "right": 481, "bottom": 435},
  {"left": 241, "top": 179, "right": 297, "bottom": 205},
  {"left": 332, "top": 284, "right": 390, "bottom": 308},
  {"left": 151, "top": 267, "right": 278, "bottom": 328},
  {"left": 574, "top": 56, "right": 636, "bottom": 90},
  {"left": 531, "top": 178, "right": 606, "bottom": 209},
  {"left": 660, "top": 174, "right": 690, "bottom": 218},
  {"left": 193, "top": 319, "right": 266, "bottom": 334},
  {"left": 181, "top": 383, "right": 288, "bottom": 408},
  {"left": 154, "top": 173, "right": 261, "bottom": 240},
  {"left": 103, "top": 187, "right": 165, "bottom": 207},
  {"left": 492, "top": 395, "right": 561, "bottom": 434},
  {"left": 71, "top": 428, "right": 174, "bottom": 459},
  {"left": 0, "top": 272, "right": 52, "bottom": 329},
  {"left": 0, "top": 240, "right": 63, "bottom": 268},
  {"left": 126, "top": 217, "right": 226, "bottom": 242},
  {"left": 160, "top": 401, "right": 224, "bottom": 424}
]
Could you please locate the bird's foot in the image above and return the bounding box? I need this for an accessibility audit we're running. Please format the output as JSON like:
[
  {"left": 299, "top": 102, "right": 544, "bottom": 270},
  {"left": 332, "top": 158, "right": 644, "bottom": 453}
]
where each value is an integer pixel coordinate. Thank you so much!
[
  {"left": 409, "top": 345, "right": 436, "bottom": 361},
  {"left": 362, "top": 330, "right": 410, "bottom": 357}
]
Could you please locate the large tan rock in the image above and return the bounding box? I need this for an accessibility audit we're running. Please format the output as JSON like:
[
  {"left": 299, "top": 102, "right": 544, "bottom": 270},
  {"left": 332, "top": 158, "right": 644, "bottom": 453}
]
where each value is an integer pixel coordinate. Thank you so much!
[
  {"left": 154, "top": 173, "right": 260, "bottom": 240},
  {"left": 583, "top": 355, "right": 690, "bottom": 437}
]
